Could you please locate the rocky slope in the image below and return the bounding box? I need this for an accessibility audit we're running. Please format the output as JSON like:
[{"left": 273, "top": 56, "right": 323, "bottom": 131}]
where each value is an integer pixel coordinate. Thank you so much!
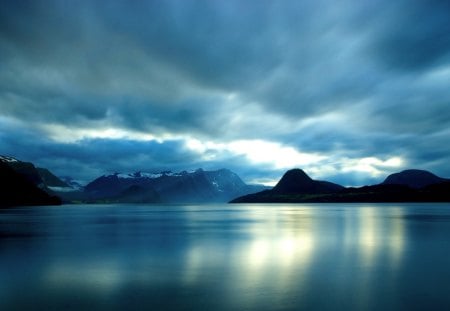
[{"left": 0, "top": 158, "right": 61, "bottom": 207}]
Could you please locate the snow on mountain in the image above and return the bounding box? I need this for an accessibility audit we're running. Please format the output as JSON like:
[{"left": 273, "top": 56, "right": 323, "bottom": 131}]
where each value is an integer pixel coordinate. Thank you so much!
[
  {"left": 140, "top": 173, "right": 163, "bottom": 178},
  {"left": 0, "top": 155, "right": 19, "bottom": 163},
  {"left": 106, "top": 171, "right": 187, "bottom": 179},
  {"left": 85, "top": 168, "right": 266, "bottom": 203}
]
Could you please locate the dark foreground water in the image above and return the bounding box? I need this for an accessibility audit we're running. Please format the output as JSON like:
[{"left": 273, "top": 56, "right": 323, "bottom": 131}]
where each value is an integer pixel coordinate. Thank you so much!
[{"left": 1, "top": 203, "right": 450, "bottom": 311}]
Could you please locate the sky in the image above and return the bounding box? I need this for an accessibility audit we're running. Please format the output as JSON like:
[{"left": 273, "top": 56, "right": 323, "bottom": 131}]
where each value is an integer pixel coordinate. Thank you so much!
[{"left": 1, "top": 0, "right": 450, "bottom": 186}]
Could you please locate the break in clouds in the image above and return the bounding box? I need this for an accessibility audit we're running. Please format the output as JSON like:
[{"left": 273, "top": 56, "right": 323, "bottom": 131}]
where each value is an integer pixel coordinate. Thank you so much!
[{"left": 0, "top": 0, "right": 450, "bottom": 185}]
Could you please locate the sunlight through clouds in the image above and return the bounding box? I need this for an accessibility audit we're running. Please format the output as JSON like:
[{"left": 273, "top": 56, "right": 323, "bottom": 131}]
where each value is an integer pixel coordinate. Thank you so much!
[
  {"left": 1, "top": 0, "right": 449, "bottom": 184},
  {"left": 185, "top": 136, "right": 406, "bottom": 184},
  {"left": 341, "top": 156, "right": 404, "bottom": 176},
  {"left": 227, "top": 140, "right": 326, "bottom": 169},
  {"left": 39, "top": 124, "right": 169, "bottom": 143},
  {"left": 185, "top": 138, "right": 326, "bottom": 169}
]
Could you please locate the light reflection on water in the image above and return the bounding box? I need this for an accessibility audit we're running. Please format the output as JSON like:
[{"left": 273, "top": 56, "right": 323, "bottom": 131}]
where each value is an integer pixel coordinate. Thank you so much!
[{"left": 1, "top": 203, "right": 450, "bottom": 310}]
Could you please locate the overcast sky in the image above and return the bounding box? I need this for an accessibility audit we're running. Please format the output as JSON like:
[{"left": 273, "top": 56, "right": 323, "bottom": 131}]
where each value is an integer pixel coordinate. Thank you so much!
[{"left": 1, "top": 0, "right": 450, "bottom": 186}]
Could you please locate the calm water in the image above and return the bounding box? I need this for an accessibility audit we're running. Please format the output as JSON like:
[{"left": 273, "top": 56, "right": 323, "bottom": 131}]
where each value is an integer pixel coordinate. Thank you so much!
[{"left": 1, "top": 203, "right": 450, "bottom": 311}]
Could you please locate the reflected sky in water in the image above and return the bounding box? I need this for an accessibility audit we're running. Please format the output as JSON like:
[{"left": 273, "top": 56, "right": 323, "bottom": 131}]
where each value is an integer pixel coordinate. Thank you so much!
[{"left": 1, "top": 203, "right": 450, "bottom": 310}]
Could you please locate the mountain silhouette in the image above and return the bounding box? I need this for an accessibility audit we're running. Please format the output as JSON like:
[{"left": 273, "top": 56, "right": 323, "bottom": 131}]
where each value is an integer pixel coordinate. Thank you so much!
[
  {"left": 231, "top": 168, "right": 450, "bottom": 203},
  {"left": 37, "top": 168, "right": 70, "bottom": 188},
  {"left": 0, "top": 161, "right": 61, "bottom": 207},
  {"left": 382, "top": 169, "right": 448, "bottom": 189},
  {"left": 272, "top": 169, "right": 343, "bottom": 194},
  {"left": 231, "top": 168, "right": 343, "bottom": 203}
]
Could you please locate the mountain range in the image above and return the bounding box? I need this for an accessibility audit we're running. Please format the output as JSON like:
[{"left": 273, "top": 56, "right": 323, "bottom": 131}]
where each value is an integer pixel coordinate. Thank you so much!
[
  {"left": 82, "top": 168, "right": 267, "bottom": 203},
  {"left": 2, "top": 155, "right": 450, "bottom": 206},
  {"left": 231, "top": 168, "right": 450, "bottom": 203},
  {"left": 0, "top": 155, "right": 270, "bottom": 205}
]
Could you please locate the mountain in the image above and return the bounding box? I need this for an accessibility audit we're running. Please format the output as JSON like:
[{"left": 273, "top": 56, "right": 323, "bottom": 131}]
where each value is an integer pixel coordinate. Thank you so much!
[
  {"left": 1, "top": 156, "right": 44, "bottom": 186},
  {"left": 111, "top": 185, "right": 161, "bottom": 203},
  {"left": 84, "top": 168, "right": 268, "bottom": 203},
  {"left": 231, "top": 169, "right": 343, "bottom": 203},
  {"left": 272, "top": 169, "right": 343, "bottom": 194},
  {"left": 47, "top": 176, "right": 87, "bottom": 203},
  {"left": 60, "top": 176, "right": 84, "bottom": 191},
  {"left": 155, "top": 169, "right": 217, "bottom": 203},
  {"left": 381, "top": 169, "right": 448, "bottom": 189},
  {"left": 0, "top": 155, "right": 71, "bottom": 191},
  {"left": 231, "top": 168, "right": 450, "bottom": 203},
  {"left": 37, "top": 168, "right": 70, "bottom": 188},
  {"left": 0, "top": 160, "right": 61, "bottom": 207},
  {"left": 85, "top": 173, "right": 133, "bottom": 198}
]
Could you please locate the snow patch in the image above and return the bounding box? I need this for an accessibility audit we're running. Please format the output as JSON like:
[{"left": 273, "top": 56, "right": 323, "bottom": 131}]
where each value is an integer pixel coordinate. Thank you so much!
[
  {"left": 211, "top": 180, "right": 224, "bottom": 192},
  {"left": 105, "top": 169, "right": 209, "bottom": 180},
  {"left": 141, "top": 173, "right": 163, "bottom": 179},
  {"left": 117, "top": 173, "right": 136, "bottom": 179},
  {"left": 109, "top": 172, "right": 182, "bottom": 179},
  {"left": 0, "top": 155, "right": 18, "bottom": 163},
  {"left": 163, "top": 172, "right": 182, "bottom": 177}
]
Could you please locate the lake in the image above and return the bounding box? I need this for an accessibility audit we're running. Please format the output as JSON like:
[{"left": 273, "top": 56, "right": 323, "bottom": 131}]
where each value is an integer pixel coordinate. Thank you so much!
[{"left": 1, "top": 203, "right": 450, "bottom": 310}]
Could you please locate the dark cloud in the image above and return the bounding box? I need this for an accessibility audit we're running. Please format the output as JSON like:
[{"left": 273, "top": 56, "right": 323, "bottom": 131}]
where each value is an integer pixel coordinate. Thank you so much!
[
  {"left": 0, "top": 0, "right": 449, "bottom": 185},
  {"left": 0, "top": 119, "right": 267, "bottom": 183},
  {"left": 369, "top": 0, "right": 450, "bottom": 72},
  {"left": 0, "top": 120, "right": 210, "bottom": 181}
]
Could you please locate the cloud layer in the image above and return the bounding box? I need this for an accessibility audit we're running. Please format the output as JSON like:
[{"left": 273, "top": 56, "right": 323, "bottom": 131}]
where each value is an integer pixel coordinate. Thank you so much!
[{"left": 1, "top": 0, "right": 449, "bottom": 185}]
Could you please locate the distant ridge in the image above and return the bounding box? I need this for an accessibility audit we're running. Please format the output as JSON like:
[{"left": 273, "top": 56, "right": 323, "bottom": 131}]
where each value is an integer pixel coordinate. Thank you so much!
[
  {"left": 231, "top": 168, "right": 343, "bottom": 203},
  {"left": 37, "top": 168, "right": 70, "bottom": 188},
  {"left": 382, "top": 169, "right": 448, "bottom": 189},
  {"left": 231, "top": 168, "right": 450, "bottom": 203},
  {"left": 3, "top": 153, "right": 450, "bottom": 205},
  {"left": 82, "top": 168, "right": 269, "bottom": 203}
]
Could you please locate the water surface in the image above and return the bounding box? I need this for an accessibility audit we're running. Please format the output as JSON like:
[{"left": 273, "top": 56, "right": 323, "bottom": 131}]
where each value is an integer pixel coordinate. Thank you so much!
[{"left": 1, "top": 203, "right": 450, "bottom": 310}]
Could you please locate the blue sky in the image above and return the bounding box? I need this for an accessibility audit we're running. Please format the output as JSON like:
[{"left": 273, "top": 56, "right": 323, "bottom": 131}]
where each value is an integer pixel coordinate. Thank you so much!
[{"left": 1, "top": 0, "right": 450, "bottom": 186}]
